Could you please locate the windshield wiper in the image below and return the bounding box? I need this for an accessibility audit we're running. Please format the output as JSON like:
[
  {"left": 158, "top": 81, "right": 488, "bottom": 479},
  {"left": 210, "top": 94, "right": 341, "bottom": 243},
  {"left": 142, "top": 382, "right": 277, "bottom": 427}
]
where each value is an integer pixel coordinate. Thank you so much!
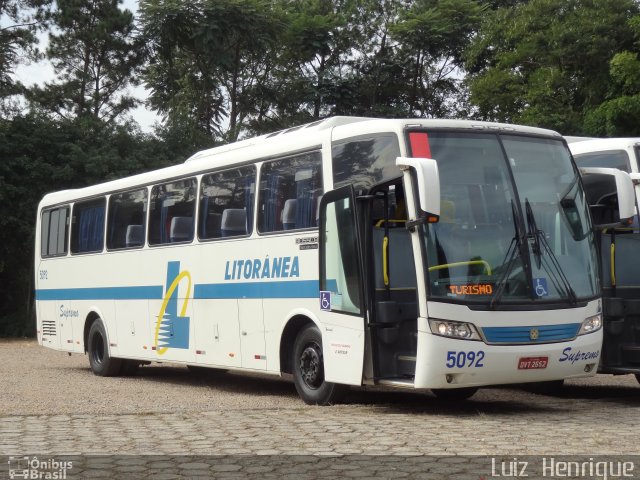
[
  {"left": 525, "top": 199, "right": 578, "bottom": 304},
  {"left": 490, "top": 200, "right": 526, "bottom": 309}
]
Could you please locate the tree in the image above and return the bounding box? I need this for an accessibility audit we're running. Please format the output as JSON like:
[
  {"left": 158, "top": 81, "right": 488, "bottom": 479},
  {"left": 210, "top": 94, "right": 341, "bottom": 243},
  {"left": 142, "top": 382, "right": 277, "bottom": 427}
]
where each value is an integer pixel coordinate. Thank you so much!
[
  {"left": 0, "top": 0, "right": 49, "bottom": 113},
  {"left": 141, "top": 0, "right": 283, "bottom": 141},
  {"left": 0, "top": 113, "right": 178, "bottom": 337},
  {"left": 389, "top": 0, "right": 485, "bottom": 118},
  {"left": 29, "top": 0, "right": 144, "bottom": 124},
  {"left": 584, "top": 15, "right": 640, "bottom": 136},
  {"left": 465, "top": 0, "right": 640, "bottom": 134}
]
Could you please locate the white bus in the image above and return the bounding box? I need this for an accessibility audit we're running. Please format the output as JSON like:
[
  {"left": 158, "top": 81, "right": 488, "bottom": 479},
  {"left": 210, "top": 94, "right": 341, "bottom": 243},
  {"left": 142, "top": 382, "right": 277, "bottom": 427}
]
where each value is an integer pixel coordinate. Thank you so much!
[
  {"left": 568, "top": 139, "right": 640, "bottom": 383},
  {"left": 569, "top": 137, "right": 640, "bottom": 174},
  {"left": 36, "top": 117, "right": 607, "bottom": 405}
]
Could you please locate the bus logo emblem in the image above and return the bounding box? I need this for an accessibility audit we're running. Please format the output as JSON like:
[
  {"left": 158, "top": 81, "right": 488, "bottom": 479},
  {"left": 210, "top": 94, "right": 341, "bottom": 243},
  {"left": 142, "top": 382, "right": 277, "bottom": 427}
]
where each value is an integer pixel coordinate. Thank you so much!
[
  {"left": 154, "top": 261, "right": 192, "bottom": 355},
  {"left": 529, "top": 328, "right": 539, "bottom": 341}
]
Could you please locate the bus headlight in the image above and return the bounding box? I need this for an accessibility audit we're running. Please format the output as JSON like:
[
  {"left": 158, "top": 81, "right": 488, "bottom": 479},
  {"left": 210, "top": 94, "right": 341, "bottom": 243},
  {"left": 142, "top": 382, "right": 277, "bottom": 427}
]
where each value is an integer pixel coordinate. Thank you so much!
[
  {"left": 429, "top": 319, "right": 481, "bottom": 341},
  {"left": 578, "top": 314, "right": 602, "bottom": 335}
]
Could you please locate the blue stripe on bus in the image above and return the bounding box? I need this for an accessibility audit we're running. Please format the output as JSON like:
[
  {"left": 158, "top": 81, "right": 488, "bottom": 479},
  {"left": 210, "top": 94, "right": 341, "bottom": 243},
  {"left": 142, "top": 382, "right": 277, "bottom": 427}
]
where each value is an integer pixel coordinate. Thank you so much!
[
  {"left": 481, "top": 323, "right": 581, "bottom": 344},
  {"left": 35, "top": 279, "right": 337, "bottom": 301},
  {"left": 194, "top": 280, "right": 320, "bottom": 299},
  {"left": 35, "top": 286, "right": 164, "bottom": 301}
]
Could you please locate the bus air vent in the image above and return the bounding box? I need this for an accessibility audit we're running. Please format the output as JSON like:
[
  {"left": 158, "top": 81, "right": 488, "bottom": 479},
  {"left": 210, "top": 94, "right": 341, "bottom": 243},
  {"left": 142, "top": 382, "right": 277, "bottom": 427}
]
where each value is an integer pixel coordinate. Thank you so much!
[{"left": 41, "top": 320, "right": 57, "bottom": 336}]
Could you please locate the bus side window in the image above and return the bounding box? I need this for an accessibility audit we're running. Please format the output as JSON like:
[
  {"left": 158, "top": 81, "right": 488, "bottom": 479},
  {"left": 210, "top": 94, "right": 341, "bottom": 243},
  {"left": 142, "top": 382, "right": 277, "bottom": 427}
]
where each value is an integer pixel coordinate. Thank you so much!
[
  {"left": 331, "top": 135, "right": 401, "bottom": 192},
  {"left": 199, "top": 165, "right": 255, "bottom": 240},
  {"left": 71, "top": 198, "right": 106, "bottom": 254},
  {"left": 107, "top": 188, "right": 148, "bottom": 250},
  {"left": 41, "top": 206, "right": 70, "bottom": 258},
  {"left": 149, "top": 178, "right": 196, "bottom": 245},
  {"left": 258, "top": 151, "right": 322, "bottom": 233}
]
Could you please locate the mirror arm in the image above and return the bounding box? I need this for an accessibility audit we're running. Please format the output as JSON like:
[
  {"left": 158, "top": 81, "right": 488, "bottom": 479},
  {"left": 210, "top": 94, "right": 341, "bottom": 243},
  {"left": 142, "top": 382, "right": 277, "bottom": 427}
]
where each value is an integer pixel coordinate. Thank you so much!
[{"left": 405, "top": 214, "right": 429, "bottom": 232}]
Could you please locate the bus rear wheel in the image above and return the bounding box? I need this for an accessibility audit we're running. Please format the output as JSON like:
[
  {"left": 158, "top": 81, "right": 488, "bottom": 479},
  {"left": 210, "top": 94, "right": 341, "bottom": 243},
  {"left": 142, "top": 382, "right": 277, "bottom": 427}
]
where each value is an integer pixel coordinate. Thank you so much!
[
  {"left": 431, "top": 387, "right": 478, "bottom": 401},
  {"left": 292, "top": 324, "right": 347, "bottom": 405},
  {"left": 87, "top": 318, "right": 122, "bottom": 376}
]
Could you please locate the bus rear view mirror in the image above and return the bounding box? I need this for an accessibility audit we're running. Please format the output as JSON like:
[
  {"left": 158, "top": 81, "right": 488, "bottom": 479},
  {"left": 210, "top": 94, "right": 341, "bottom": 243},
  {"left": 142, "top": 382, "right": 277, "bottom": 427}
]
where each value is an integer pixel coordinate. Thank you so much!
[
  {"left": 580, "top": 167, "right": 636, "bottom": 228},
  {"left": 396, "top": 157, "right": 440, "bottom": 219}
]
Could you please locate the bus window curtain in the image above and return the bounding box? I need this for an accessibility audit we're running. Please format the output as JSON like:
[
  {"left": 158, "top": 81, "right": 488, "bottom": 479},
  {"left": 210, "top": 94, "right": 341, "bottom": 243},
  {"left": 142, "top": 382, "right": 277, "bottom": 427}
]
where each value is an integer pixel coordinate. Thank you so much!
[
  {"left": 108, "top": 203, "right": 118, "bottom": 248},
  {"left": 262, "top": 174, "right": 282, "bottom": 231},
  {"left": 160, "top": 196, "right": 168, "bottom": 244},
  {"left": 79, "top": 206, "right": 105, "bottom": 252},
  {"left": 244, "top": 178, "right": 254, "bottom": 233},
  {"left": 200, "top": 196, "right": 210, "bottom": 238},
  {"left": 295, "top": 172, "right": 320, "bottom": 229}
]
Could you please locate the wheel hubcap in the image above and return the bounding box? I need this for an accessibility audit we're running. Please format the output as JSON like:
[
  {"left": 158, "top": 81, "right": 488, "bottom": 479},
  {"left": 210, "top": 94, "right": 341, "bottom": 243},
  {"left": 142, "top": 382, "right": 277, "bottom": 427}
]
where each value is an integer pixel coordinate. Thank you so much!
[{"left": 299, "top": 342, "right": 322, "bottom": 389}]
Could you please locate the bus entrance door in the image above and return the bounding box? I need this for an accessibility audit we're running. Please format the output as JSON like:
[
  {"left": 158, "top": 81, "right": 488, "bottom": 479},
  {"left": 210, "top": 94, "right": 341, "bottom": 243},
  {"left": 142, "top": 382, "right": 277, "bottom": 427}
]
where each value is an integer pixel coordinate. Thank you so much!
[{"left": 318, "top": 186, "right": 366, "bottom": 386}]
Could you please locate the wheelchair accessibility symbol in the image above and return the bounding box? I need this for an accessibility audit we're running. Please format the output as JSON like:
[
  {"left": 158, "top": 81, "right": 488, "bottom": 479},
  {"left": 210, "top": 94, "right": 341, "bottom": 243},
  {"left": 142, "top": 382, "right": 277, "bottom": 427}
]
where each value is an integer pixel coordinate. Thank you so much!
[
  {"left": 534, "top": 278, "right": 549, "bottom": 297},
  {"left": 320, "top": 291, "right": 331, "bottom": 311}
]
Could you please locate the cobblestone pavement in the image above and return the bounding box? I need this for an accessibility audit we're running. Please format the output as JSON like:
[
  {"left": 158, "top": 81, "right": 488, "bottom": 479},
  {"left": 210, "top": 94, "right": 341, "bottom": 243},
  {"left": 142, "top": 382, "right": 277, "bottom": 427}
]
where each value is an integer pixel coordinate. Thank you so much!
[{"left": 2, "top": 340, "right": 640, "bottom": 478}]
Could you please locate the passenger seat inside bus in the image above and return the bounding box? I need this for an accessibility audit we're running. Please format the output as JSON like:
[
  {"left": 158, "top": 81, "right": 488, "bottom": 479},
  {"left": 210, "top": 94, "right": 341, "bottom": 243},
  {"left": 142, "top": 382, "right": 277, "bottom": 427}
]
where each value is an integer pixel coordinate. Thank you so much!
[
  {"left": 169, "top": 217, "right": 193, "bottom": 243},
  {"left": 125, "top": 225, "right": 144, "bottom": 247},
  {"left": 204, "top": 212, "right": 222, "bottom": 238},
  {"left": 282, "top": 199, "right": 297, "bottom": 230},
  {"left": 221, "top": 208, "right": 247, "bottom": 237}
]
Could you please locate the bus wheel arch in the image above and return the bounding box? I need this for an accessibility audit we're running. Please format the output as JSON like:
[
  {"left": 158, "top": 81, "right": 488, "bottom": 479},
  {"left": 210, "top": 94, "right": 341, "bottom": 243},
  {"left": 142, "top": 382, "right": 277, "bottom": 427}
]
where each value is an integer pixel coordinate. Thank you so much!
[
  {"left": 84, "top": 311, "right": 122, "bottom": 376},
  {"left": 279, "top": 314, "right": 316, "bottom": 375},
  {"left": 83, "top": 311, "right": 101, "bottom": 354},
  {"left": 291, "top": 323, "right": 348, "bottom": 405}
]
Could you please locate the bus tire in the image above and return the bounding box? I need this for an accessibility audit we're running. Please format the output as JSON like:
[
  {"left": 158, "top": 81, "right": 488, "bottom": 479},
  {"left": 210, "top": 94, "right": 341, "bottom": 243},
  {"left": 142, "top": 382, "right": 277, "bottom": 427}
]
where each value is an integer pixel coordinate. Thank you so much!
[
  {"left": 292, "top": 324, "right": 347, "bottom": 405},
  {"left": 431, "top": 387, "right": 478, "bottom": 401},
  {"left": 87, "top": 318, "right": 122, "bottom": 377},
  {"left": 635, "top": 374, "right": 640, "bottom": 385}
]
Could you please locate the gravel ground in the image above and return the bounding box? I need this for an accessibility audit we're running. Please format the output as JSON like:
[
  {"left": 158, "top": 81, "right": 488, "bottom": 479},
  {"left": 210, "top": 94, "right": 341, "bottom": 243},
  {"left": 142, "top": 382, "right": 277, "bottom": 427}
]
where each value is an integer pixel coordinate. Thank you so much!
[{"left": 2, "top": 338, "right": 640, "bottom": 416}]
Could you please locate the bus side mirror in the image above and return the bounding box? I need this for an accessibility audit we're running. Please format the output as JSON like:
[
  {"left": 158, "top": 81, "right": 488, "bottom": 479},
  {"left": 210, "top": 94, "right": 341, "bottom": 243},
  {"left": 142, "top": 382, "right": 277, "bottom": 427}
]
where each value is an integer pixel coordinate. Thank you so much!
[
  {"left": 396, "top": 157, "right": 440, "bottom": 219},
  {"left": 580, "top": 167, "right": 636, "bottom": 228}
]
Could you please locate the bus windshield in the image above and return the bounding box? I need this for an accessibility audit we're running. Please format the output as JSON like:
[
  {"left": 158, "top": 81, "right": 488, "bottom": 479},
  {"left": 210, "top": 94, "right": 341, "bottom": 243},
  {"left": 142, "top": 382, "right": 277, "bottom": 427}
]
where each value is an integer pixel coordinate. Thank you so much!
[{"left": 415, "top": 131, "right": 599, "bottom": 305}]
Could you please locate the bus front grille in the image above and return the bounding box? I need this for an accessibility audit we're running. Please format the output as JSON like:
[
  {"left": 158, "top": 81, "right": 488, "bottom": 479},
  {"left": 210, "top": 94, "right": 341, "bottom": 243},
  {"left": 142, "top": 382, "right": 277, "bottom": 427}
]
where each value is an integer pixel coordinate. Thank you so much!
[{"left": 481, "top": 323, "right": 581, "bottom": 345}]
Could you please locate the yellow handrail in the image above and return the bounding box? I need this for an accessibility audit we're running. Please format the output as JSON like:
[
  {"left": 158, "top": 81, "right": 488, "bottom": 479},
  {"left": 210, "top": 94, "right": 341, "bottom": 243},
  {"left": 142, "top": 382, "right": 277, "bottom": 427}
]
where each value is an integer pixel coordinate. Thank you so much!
[
  {"left": 429, "top": 260, "right": 492, "bottom": 276},
  {"left": 610, "top": 242, "right": 616, "bottom": 287},
  {"left": 375, "top": 219, "right": 406, "bottom": 227},
  {"left": 382, "top": 236, "right": 389, "bottom": 287}
]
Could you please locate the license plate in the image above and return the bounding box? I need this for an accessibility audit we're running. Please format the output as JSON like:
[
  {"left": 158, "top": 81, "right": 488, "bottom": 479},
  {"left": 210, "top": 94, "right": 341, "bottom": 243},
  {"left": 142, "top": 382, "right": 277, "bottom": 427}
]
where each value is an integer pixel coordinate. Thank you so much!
[{"left": 518, "top": 356, "right": 548, "bottom": 370}]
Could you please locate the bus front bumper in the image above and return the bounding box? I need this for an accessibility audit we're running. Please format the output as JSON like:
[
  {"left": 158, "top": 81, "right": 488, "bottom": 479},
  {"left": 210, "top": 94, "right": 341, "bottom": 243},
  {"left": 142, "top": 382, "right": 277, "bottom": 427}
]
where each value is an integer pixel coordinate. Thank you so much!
[{"left": 414, "top": 329, "right": 603, "bottom": 389}]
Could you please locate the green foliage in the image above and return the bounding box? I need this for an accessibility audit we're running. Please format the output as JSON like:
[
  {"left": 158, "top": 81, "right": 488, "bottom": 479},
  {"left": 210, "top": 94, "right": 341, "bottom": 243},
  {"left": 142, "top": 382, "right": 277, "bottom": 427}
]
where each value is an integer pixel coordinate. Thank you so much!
[
  {"left": 29, "top": 0, "right": 144, "bottom": 123},
  {"left": 141, "top": 0, "right": 283, "bottom": 141},
  {"left": 0, "top": 0, "right": 50, "bottom": 109},
  {"left": 466, "top": 0, "right": 640, "bottom": 133},
  {"left": 0, "top": 114, "right": 179, "bottom": 337}
]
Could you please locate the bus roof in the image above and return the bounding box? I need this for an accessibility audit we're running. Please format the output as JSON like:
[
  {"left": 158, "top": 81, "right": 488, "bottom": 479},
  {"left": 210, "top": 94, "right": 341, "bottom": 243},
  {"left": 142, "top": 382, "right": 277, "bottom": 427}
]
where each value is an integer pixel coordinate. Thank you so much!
[
  {"left": 569, "top": 137, "right": 640, "bottom": 154},
  {"left": 39, "top": 116, "right": 561, "bottom": 208}
]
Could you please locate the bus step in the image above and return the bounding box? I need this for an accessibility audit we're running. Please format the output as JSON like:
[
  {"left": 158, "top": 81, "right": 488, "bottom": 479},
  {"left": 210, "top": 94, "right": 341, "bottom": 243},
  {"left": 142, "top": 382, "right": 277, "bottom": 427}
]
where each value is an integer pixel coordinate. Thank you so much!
[
  {"left": 621, "top": 345, "right": 640, "bottom": 365},
  {"left": 396, "top": 353, "right": 416, "bottom": 376}
]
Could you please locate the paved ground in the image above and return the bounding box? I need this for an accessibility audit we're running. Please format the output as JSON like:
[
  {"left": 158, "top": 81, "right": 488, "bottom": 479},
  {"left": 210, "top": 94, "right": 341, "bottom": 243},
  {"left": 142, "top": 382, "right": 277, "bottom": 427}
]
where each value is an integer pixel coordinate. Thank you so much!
[{"left": 1, "top": 340, "right": 640, "bottom": 478}]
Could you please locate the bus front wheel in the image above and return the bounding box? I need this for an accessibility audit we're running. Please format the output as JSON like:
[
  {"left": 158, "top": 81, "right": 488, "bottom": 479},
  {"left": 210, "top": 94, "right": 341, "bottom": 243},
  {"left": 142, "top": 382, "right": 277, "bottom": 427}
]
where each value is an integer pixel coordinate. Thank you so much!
[
  {"left": 292, "top": 324, "right": 347, "bottom": 405},
  {"left": 87, "top": 318, "right": 122, "bottom": 376}
]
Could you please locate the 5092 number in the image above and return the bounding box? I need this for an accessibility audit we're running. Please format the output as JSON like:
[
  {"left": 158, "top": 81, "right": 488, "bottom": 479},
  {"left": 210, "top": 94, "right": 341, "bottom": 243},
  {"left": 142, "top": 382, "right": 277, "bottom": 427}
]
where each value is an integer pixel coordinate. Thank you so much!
[{"left": 446, "top": 350, "right": 485, "bottom": 369}]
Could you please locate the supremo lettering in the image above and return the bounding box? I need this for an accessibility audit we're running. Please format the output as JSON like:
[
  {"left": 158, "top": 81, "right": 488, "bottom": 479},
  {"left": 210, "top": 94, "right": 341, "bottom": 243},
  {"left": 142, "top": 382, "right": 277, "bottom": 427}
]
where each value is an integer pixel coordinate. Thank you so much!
[
  {"left": 59, "top": 306, "right": 79, "bottom": 318},
  {"left": 559, "top": 347, "right": 599, "bottom": 365},
  {"left": 224, "top": 256, "right": 300, "bottom": 280}
]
